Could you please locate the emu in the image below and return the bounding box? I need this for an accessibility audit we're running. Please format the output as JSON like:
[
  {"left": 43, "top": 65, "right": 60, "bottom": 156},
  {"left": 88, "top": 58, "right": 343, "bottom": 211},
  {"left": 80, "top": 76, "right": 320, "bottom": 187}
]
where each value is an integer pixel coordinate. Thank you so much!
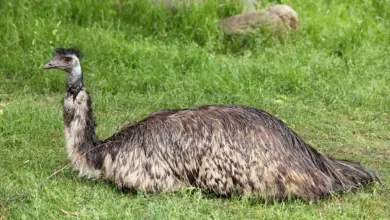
[{"left": 43, "top": 48, "right": 378, "bottom": 202}]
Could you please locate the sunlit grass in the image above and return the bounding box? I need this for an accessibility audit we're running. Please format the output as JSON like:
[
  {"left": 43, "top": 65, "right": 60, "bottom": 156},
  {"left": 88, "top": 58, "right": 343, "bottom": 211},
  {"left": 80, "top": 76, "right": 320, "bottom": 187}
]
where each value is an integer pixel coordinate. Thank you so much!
[{"left": 0, "top": 0, "right": 389, "bottom": 219}]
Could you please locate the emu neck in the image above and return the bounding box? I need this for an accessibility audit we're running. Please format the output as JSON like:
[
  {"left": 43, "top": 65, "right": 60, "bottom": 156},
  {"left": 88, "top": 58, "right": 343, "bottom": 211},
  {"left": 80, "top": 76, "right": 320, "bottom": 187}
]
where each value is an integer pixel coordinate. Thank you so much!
[
  {"left": 66, "top": 65, "right": 83, "bottom": 96},
  {"left": 63, "top": 66, "right": 103, "bottom": 178}
]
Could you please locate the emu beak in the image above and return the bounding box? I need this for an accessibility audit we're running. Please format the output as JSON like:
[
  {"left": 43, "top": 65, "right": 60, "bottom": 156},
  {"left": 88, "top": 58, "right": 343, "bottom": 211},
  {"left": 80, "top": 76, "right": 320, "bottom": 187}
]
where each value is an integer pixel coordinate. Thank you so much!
[{"left": 43, "top": 60, "right": 61, "bottom": 69}]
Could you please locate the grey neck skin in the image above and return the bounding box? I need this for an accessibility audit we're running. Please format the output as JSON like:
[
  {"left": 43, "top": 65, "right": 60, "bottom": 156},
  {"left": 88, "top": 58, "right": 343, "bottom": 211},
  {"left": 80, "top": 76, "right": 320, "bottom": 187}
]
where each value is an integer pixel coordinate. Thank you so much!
[
  {"left": 66, "top": 62, "right": 83, "bottom": 96},
  {"left": 62, "top": 61, "right": 104, "bottom": 171}
]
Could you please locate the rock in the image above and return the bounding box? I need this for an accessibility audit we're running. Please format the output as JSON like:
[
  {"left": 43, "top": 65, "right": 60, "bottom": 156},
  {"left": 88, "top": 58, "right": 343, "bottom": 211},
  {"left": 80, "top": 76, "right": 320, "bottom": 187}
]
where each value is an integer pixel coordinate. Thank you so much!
[
  {"left": 219, "top": 4, "right": 298, "bottom": 36},
  {"left": 266, "top": 4, "right": 298, "bottom": 30}
]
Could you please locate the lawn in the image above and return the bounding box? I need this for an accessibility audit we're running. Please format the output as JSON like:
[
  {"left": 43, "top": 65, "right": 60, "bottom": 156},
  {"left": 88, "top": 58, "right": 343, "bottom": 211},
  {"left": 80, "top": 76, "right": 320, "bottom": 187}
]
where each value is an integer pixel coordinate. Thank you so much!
[{"left": 0, "top": 0, "right": 389, "bottom": 219}]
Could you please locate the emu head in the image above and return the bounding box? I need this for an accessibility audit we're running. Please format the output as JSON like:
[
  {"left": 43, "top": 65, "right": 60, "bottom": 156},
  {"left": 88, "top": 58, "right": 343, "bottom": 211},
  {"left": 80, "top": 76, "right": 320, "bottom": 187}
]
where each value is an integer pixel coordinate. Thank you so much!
[{"left": 43, "top": 48, "right": 81, "bottom": 74}]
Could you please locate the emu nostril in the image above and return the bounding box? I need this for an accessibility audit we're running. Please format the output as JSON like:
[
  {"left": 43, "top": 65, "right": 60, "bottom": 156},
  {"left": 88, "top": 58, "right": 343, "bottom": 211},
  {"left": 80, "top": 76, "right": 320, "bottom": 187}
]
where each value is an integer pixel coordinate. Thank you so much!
[{"left": 43, "top": 62, "right": 54, "bottom": 69}]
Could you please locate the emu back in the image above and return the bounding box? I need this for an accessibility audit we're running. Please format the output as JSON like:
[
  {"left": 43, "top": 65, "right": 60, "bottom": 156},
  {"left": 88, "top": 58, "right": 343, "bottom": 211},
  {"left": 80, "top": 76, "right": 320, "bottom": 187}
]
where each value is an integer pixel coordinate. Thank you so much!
[{"left": 98, "top": 105, "right": 377, "bottom": 201}]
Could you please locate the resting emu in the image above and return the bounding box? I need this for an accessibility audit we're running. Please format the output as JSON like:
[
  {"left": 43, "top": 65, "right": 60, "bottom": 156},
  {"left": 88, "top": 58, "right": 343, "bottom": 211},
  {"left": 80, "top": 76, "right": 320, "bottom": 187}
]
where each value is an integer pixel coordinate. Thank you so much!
[{"left": 43, "top": 48, "right": 378, "bottom": 202}]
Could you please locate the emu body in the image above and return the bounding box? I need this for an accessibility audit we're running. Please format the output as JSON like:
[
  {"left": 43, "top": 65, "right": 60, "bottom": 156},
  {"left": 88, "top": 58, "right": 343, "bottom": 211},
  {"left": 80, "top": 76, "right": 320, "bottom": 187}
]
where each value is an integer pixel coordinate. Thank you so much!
[{"left": 44, "top": 48, "right": 378, "bottom": 201}]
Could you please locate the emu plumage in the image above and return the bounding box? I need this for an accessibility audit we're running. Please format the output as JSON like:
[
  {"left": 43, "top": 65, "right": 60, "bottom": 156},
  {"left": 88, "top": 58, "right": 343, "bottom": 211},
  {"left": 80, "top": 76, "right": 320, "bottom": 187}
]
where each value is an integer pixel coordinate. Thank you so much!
[{"left": 43, "top": 48, "right": 378, "bottom": 201}]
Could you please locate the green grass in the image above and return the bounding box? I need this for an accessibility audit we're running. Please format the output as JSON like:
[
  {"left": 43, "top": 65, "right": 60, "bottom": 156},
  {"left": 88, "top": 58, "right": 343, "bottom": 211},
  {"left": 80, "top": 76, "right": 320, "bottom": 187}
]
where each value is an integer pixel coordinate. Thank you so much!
[{"left": 1, "top": 0, "right": 389, "bottom": 218}]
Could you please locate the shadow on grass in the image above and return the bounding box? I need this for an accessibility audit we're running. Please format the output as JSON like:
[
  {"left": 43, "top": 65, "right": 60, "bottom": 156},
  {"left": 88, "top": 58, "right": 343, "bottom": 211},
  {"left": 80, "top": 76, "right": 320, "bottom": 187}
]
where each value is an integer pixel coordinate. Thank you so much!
[{"left": 109, "top": 180, "right": 384, "bottom": 206}]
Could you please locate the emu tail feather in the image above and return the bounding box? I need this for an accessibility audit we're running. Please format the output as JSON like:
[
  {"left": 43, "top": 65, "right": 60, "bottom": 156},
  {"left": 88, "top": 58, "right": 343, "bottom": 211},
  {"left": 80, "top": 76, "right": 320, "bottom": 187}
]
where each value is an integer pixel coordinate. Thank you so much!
[{"left": 325, "top": 158, "right": 379, "bottom": 192}]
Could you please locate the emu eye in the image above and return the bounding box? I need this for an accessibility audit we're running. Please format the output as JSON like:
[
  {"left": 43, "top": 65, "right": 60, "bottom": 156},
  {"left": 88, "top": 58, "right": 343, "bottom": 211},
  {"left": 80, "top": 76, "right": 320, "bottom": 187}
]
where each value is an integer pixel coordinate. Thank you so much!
[{"left": 64, "top": 57, "right": 72, "bottom": 62}]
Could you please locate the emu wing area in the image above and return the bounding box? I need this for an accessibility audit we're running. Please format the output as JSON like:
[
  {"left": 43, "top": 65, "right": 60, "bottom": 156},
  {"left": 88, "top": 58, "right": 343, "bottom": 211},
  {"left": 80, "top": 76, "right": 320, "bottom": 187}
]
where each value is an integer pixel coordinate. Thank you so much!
[{"left": 102, "top": 105, "right": 332, "bottom": 199}]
